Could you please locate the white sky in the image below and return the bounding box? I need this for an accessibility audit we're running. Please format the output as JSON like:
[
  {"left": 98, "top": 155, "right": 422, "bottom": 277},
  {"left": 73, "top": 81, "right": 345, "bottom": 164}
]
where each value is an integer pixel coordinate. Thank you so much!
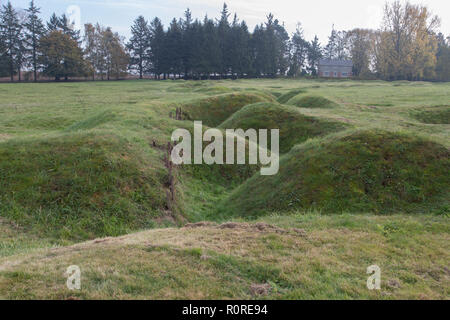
[{"left": 9, "top": 0, "right": 450, "bottom": 44}]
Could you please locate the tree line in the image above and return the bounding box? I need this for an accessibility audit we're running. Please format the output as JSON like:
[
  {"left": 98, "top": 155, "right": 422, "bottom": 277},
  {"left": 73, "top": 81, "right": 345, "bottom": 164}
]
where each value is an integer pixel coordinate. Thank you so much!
[{"left": 0, "top": 0, "right": 449, "bottom": 82}]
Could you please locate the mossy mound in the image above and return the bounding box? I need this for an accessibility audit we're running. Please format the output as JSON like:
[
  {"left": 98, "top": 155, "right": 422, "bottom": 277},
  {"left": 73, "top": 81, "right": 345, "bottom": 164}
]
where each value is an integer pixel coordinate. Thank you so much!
[
  {"left": 277, "top": 89, "right": 307, "bottom": 104},
  {"left": 411, "top": 107, "right": 450, "bottom": 124},
  {"left": 0, "top": 133, "right": 166, "bottom": 240},
  {"left": 182, "top": 93, "right": 272, "bottom": 127},
  {"left": 288, "top": 95, "right": 338, "bottom": 109},
  {"left": 217, "top": 130, "right": 450, "bottom": 217},
  {"left": 219, "top": 102, "right": 347, "bottom": 153}
]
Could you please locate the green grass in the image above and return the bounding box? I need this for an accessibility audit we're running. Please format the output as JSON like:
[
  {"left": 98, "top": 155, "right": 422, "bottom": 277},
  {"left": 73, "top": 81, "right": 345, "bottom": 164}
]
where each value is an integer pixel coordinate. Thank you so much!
[
  {"left": 181, "top": 92, "right": 274, "bottom": 127},
  {"left": 218, "top": 130, "right": 449, "bottom": 217},
  {"left": 288, "top": 95, "right": 339, "bottom": 109},
  {"left": 0, "top": 78, "right": 448, "bottom": 299},
  {"left": 0, "top": 132, "right": 166, "bottom": 240},
  {"left": 219, "top": 102, "right": 348, "bottom": 153},
  {"left": 0, "top": 214, "right": 448, "bottom": 299},
  {"left": 276, "top": 88, "right": 307, "bottom": 104},
  {"left": 411, "top": 107, "right": 450, "bottom": 124}
]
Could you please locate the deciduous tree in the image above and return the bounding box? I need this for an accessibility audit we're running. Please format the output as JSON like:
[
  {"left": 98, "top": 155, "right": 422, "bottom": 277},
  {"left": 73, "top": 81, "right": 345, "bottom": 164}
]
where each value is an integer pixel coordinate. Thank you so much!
[{"left": 376, "top": 0, "right": 440, "bottom": 80}]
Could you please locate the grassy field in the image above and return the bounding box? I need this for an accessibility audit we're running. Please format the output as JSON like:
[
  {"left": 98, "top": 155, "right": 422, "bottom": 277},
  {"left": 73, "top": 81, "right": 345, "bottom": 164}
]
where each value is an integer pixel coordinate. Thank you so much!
[{"left": 0, "top": 78, "right": 448, "bottom": 299}]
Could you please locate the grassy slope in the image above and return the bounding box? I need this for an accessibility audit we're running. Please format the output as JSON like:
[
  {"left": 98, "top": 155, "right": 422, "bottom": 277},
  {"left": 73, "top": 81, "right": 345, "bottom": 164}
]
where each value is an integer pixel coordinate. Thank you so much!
[
  {"left": 219, "top": 102, "right": 347, "bottom": 153},
  {"left": 287, "top": 95, "right": 339, "bottom": 109},
  {"left": 0, "top": 78, "right": 449, "bottom": 299},
  {"left": 0, "top": 214, "right": 448, "bottom": 299},
  {"left": 218, "top": 130, "right": 449, "bottom": 217},
  {"left": 181, "top": 92, "right": 274, "bottom": 127},
  {"left": 276, "top": 88, "right": 307, "bottom": 104},
  {"left": 410, "top": 106, "right": 450, "bottom": 124}
]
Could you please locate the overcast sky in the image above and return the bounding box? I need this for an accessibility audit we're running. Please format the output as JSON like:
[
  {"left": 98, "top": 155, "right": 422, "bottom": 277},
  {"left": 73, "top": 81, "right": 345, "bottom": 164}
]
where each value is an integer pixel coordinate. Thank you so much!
[{"left": 7, "top": 0, "right": 450, "bottom": 44}]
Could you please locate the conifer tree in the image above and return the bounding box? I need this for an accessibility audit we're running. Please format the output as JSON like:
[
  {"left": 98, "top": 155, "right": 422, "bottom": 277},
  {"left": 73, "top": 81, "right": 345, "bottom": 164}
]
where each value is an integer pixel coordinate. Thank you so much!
[
  {"left": 127, "top": 16, "right": 150, "bottom": 79},
  {"left": 24, "top": 0, "right": 45, "bottom": 82},
  {"left": 0, "top": 1, "right": 23, "bottom": 82},
  {"left": 307, "top": 35, "right": 322, "bottom": 75},
  {"left": 149, "top": 17, "right": 166, "bottom": 79}
]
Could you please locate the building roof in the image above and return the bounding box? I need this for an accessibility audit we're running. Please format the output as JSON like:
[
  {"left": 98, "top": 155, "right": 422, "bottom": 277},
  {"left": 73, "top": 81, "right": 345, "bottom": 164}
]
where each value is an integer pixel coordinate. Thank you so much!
[{"left": 318, "top": 59, "right": 353, "bottom": 67}]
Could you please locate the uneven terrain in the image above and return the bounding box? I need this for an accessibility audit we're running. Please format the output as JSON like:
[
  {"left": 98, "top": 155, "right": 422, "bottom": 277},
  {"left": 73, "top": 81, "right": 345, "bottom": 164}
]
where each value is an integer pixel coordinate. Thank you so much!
[{"left": 0, "top": 79, "right": 448, "bottom": 299}]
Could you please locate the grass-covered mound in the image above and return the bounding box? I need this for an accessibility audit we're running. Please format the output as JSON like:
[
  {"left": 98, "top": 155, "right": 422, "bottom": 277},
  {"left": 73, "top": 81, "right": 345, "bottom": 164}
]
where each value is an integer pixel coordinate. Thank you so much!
[
  {"left": 277, "top": 89, "right": 306, "bottom": 104},
  {"left": 277, "top": 89, "right": 307, "bottom": 104},
  {"left": 411, "top": 107, "right": 450, "bottom": 124},
  {"left": 240, "top": 89, "right": 277, "bottom": 102},
  {"left": 166, "top": 81, "right": 208, "bottom": 93},
  {"left": 194, "top": 86, "right": 234, "bottom": 95},
  {"left": 217, "top": 130, "right": 450, "bottom": 217},
  {"left": 288, "top": 95, "right": 338, "bottom": 109},
  {"left": 219, "top": 102, "right": 348, "bottom": 153},
  {"left": 182, "top": 93, "right": 272, "bottom": 127},
  {"left": 0, "top": 133, "right": 166, "bottom": 240}
]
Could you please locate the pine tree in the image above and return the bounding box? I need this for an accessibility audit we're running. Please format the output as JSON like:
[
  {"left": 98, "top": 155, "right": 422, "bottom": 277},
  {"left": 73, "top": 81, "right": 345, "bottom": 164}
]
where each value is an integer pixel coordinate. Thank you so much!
[
  {"left": 39, "top": 30, "right": 85, "bottom": 81},
  {"left": 229, "top": 15, "right": 251, "bottom": 78},
  {"left": 46, "top": 13, "right": 59, "bottom": 32},
  {"left": 58, "top": 13, "right": 81, "bottom": 43},
  {"left": 217, "top": 3, "right": 231, "bottom": 76},
  {"left": 435, "top": 33, "right": 450, "bottom": 81},
  {"left": 264, "top": 14, "right": 277, "bottom": 76},
  {"left": 24, "top": 0, "right": 45, "bottom": 82},
  {"left": 307, "top": 35, "right": 322, "bottom": 75},
  {"left": 325, "top": 26, "right": 337, "bottom": 60},
  {"left": 166, "top": 18, "right": 183, "bottom": 78},
  {"left": 127, "top": 16, "right": 150, "bottom": 79},
  {"left": 46, "top": 13, "right": 81, "bottom": 42},
  {"left": 202, "top": 15, "right": 220, "bottom": 78},
  {"left": 181, "top": 8, "right": 194, "bottom": 78},
  {"left": 189, "top": 19, "right": 205, "bottom": 78},
  {"left": 288, "top": 24, "right": 309, "bottom": 77},
  {"left": 149, "top": 17, "right": 166, "bottom": 79},
  {"left": 0, "top": 37, "right": 7, "bottom": 77},
  {"left": 273, "top": 19, "right": 290, "bottom": 76},
  {"left": 0, "top": 1, "right": 23, "bottom": 82},
  {"left": 251, "top": 24, "right": 266, "bottom": 77}
]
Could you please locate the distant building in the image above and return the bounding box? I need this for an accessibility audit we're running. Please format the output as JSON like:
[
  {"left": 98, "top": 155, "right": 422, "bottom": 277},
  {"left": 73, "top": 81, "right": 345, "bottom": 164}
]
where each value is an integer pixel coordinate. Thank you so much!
[{"left": 318, "top": 59, "right": 353, "bottom": 78}]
